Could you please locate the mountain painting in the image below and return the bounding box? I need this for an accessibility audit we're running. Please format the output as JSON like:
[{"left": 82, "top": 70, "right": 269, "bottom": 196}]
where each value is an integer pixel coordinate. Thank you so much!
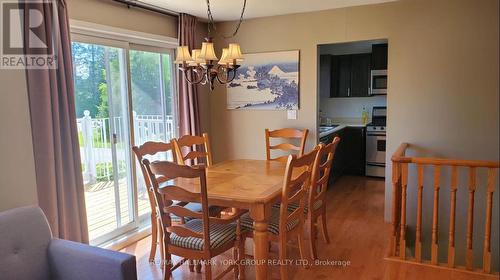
[{"left": 226, "top": 50, "right": 299, "bottom": 110}]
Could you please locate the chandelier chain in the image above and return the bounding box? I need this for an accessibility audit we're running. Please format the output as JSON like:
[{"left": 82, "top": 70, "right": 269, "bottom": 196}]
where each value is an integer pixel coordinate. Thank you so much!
[
  {"left": 206, "top": 0, "right": 216, "bottom": 35},
  {"left": 205, "top": 0, "right": 246, "bottom": 39}
]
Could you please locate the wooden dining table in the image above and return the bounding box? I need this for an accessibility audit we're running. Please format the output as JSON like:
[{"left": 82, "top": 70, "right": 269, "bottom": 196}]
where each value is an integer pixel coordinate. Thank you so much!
[{"left": 164, "top": 159, "right": 289, "bottom": 280}]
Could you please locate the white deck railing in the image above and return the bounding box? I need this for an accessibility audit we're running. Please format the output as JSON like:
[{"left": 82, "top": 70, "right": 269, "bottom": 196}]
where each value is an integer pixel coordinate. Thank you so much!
[{"left": 77, "top": 110, "right": 175, "bottom": 184}]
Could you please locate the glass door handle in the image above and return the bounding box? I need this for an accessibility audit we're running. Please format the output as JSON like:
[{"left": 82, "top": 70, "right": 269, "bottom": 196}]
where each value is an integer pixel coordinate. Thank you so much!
[{"left": 112, "top": 133, "right": 118, "bottom": 144}]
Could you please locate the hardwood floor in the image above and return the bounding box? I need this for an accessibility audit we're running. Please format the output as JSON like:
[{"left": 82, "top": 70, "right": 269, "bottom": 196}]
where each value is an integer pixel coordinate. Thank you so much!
[{"left": 121, "top": 176, "right": 495, "bottom": 280}]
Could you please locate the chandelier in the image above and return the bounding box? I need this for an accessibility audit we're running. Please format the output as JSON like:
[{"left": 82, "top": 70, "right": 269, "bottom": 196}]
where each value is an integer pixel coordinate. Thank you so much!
[{"left": 174, "top": 0, "right": 246, "bottom": 90}]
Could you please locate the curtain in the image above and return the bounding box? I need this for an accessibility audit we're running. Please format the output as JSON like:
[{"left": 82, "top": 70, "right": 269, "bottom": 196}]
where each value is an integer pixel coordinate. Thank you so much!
[
  {"left": 178, "top": 13, "right": 201, "bottom": 136},
  {"left": 23, "top": 0, "right": 88, "bottom": 243}
]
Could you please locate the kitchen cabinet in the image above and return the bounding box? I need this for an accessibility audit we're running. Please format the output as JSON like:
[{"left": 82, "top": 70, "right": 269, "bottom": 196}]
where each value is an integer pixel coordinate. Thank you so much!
[
  {"left": 320, "top": 126, "right": 366, "bottom": 183},
  {"left": 371, "top": 43, "right": 388, "bottom": 70},
  {"left": 331, "top": 128, "right": 346, "bottom": 182},
  {"left": 320, "top": 128, "right": 346, "bottom": 182},
  {"left": 331, "top": 55, "right": 351, "bottom": 98},
  {"left": 342, "top": 127, "right": 366, "bottom": 175},
  {"left": 319, "top": 55, "right": 332, "bottom": 98},
  {"left": 350, "top": 54, "right": 371, "bottom": 97},
  {"left": 330, "top": 54, "right": 370, "bottom": 98}
]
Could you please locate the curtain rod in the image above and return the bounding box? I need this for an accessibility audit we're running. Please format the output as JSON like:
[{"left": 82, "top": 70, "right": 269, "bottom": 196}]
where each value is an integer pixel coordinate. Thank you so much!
[{"left": 111, "top": 0, "right": 179, "bottom": 17}]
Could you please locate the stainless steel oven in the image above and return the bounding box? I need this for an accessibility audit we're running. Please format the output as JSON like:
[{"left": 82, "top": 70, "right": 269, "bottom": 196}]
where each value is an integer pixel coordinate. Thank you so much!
[
  {"left": 366, "top": 106, "right": 386, "bottom": 177},
  {"left": 366, "top": 128, "right": 386, "bottom": 177},
  {"left": 370, "top": 70, "right": 387, "bottom": 95}
]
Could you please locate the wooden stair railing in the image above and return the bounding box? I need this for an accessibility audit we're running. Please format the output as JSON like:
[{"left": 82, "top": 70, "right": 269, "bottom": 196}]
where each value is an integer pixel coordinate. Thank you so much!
[{"left": 389, "top": 143, "right": 499, "bottom": 275}]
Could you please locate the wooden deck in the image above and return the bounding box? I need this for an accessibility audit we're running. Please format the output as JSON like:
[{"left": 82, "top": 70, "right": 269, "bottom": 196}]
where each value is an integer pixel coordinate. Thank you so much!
[{"left": 85, "top": 179, "right": 150, "bottom": 241}]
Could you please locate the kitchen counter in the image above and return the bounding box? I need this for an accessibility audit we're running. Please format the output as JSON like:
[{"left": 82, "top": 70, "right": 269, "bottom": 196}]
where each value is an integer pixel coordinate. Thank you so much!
[{"left": 318, "top": 118, "right": 368, "bottom": 138}]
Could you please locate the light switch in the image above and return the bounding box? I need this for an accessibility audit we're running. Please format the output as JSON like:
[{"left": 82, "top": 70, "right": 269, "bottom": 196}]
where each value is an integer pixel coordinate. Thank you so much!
[{"left": 287, "top": 110, "right": 297, "bottom": 120}]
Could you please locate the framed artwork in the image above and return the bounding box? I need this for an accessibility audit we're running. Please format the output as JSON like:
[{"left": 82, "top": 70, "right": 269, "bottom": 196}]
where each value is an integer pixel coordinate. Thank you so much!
[{"left": 226, "top": 50, "right": 299, "bottom": 110}]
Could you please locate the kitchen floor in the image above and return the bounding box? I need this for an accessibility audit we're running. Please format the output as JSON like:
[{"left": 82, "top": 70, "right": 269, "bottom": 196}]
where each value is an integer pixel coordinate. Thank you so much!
[{"left": 121, "top": 176, "right": 490, "bottom": 280}]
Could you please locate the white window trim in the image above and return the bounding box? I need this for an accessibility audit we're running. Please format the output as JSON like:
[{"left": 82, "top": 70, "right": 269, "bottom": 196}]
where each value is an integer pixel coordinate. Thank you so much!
[{"left": 70, "top": 19, "right": 178, "bottom": 49}]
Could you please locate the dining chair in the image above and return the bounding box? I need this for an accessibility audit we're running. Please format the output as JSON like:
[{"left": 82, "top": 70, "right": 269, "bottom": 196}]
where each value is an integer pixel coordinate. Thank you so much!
[
  {"left": 307, "top": 137, "right": 340, "bottom": 259},
  {"left": 132, "top": 141, "right": 222, "bottom": 266},
  {"left": 172, "top": 133, "right": 213, "bottom": 166},
  {"left": 272, "top": 138, "right": 340, "bottom": 259},
  {"left": 240, "top": 147, "right": 319, "bottom": 279},
  {"left": 265, "top": 128, "right": 309, "bottom": 162},
  {"left": 142, "top": 160, "right": 246, "bottom": 280},
  {"left": 132, "top": 141, "right": 177, "bottom": 263}
]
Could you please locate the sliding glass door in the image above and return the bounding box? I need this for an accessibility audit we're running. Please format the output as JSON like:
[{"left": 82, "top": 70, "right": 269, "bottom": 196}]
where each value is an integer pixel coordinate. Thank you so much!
[
  {"left": 71, "top": 36, "right": 176, "bottom": 244},
  {"left": 129, "top": 47, "right": 176, "bottom": 220}
]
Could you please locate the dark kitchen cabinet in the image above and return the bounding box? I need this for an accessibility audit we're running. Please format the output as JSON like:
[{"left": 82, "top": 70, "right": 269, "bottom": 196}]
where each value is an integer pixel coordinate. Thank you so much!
[
  {"left": 350, "top": 54, "right": 371, "bottom": 97},
  {"left": 319, "top": 55, "right": 332, "bottom": 98},
  {"left": 321, "top": 126, "right": 366, "bottom": 183},
  {"left": 323, "top": 129, "right": 346, "bottom": 182},
  {"left": 342, "top": 127, "right": 366, "bottom": 175},
  {"left": 337, "top": 55, "right": 351, "bottom": 97},
  {"left": 330, "top": 54, "right": 370, "bottom": 98},
  {"left": 371, "top": 43, "right": 388, "bottom": 70},
  {"left": 330, "top": 56, "right": 340, "bottom": 97}
]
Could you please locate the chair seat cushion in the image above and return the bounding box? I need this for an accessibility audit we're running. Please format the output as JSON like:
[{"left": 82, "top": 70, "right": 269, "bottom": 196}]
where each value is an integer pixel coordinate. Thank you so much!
[
  {"left": 169, "top": 219, "right": 237, "bottom": 251},
  {"left": 272, "top": 200, "right": 323, "bottom": 213},
  {"left": 168, "top": 204, "right": 222, "bottom": 223},
  {"left": 240, "top": 208, "right": 299, "bottom": 235}
]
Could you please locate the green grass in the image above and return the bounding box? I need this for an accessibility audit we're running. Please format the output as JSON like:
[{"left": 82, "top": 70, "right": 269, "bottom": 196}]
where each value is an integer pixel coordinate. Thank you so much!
[
  {"left": 78, "top": 129, "right": 112, "bottom": 148},
  {"left": 86, "top": 161, "right": 127, "bottom": 182}
]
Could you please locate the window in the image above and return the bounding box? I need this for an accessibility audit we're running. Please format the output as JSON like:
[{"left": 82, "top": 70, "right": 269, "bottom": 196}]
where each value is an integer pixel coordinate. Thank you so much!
[{"left": 70, "top": 25, "right": 177, "bottom": 245}]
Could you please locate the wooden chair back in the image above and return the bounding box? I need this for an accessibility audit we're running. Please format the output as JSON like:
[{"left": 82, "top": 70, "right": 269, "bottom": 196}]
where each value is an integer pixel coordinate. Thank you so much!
[
  {"left": 142, "top": 160, "right": 212, "bottom": 252},
  {"left": 279, "top": 146, "right": 319, "bottom": 234},
  {"left": 310, "top": 137, "right": 340, "bottom": 210},
  {"left": 265, "top": 128, "right": 309, "bottom": 162},
  {"left": 173, "top": 133, "right": 213, "bottom": 166},
  {"left": 132, "top": 141, "right": 177, "bottom": 212}
]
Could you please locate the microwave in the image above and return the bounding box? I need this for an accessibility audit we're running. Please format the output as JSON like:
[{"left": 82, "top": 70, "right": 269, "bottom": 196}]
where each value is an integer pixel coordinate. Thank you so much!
[{"left": 370, "top": 70, "right": 387, "bottom": 95}]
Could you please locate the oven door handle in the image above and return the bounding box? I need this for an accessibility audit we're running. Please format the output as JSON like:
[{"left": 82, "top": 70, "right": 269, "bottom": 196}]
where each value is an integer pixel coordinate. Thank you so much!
[
  {"left": 367, "top": 132, "right": 386, "bottom": 137},
  {"left": 366, "top": 162, "right": 386, "bottom": 167}
]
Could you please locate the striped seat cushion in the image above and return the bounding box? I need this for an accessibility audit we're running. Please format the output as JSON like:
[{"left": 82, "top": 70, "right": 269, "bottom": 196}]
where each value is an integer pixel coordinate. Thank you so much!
[
  {"left": 272, "top": 200, "right": 323, "bottom": 213},
  {"left": 168, "top": 203, "right": 222, "bottom": 223},
  {"left": 240, "top": 207, "right": 299, "bottom": 235},
  {"left": 169, "top": 219, "right": 237, "bottom": 250}
]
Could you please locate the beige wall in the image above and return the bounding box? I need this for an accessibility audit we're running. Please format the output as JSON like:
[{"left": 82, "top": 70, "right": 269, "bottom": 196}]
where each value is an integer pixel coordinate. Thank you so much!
[
  {"left": 0, "top": 68, "right": 38, "bottom": 211},
  {"left": 0, "top": 0, "right": 38, "bottom": 211},
  {"left": 211, "top": 0, "right": 499, "bottom": 217},
  {"left": 211, "top": 0, "right": 498, "bottom": 268}
]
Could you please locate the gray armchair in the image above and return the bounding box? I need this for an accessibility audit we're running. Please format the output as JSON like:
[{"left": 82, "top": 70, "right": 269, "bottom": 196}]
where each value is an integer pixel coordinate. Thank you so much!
[{"left": 0, "top": 206, "right": 137, "bottom": 280}]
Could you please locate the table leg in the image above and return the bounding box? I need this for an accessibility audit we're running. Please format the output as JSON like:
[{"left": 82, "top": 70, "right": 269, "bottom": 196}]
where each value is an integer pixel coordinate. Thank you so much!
[{"left": 251, "top": 204, "right": 269, "bottom": 280}]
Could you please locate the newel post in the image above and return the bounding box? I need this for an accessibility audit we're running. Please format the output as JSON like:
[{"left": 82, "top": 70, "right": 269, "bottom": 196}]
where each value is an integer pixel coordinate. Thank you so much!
[{"left": 390, "top": 159, "right": 401, "bottom": 257}]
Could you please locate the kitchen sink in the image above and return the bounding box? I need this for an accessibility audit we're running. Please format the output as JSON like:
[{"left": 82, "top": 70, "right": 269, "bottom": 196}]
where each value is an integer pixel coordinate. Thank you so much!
[{"left": 318, "top": 125, "right": 338, "bottom": 133}]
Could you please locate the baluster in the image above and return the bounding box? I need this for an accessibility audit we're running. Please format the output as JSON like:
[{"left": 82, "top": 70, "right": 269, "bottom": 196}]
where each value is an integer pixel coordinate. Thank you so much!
[
  {"left": 391, "top": 162, "right": 400, "bottom": 256},
  {"left": 482, "top": 168, "right": 496, "bottom": 273},
  {"left": 431, "top": 165, "right": 440, "bottom": 265},
  {"left": 447, "top": 166, "right": 458, "bottom": 267},
  {"left": 466, "top": 167, "right": 476, "bottom": 270},
  {"left": 415, "top": 164, "right": 424, "bottom": 262},
  {"left": 399, "top": 163, "right": 408, "bottom": 259}
]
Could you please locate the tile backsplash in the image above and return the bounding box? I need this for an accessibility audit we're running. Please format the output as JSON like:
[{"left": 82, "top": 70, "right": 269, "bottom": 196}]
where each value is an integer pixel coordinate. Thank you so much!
[{"left": 319, "top": 95, "right": 387, "bottom": 119}]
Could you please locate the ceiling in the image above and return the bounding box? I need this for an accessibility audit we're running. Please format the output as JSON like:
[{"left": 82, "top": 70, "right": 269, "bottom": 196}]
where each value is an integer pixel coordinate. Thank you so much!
[{"left": 141, "top": 0, "right": 397, "bottom": 21}]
